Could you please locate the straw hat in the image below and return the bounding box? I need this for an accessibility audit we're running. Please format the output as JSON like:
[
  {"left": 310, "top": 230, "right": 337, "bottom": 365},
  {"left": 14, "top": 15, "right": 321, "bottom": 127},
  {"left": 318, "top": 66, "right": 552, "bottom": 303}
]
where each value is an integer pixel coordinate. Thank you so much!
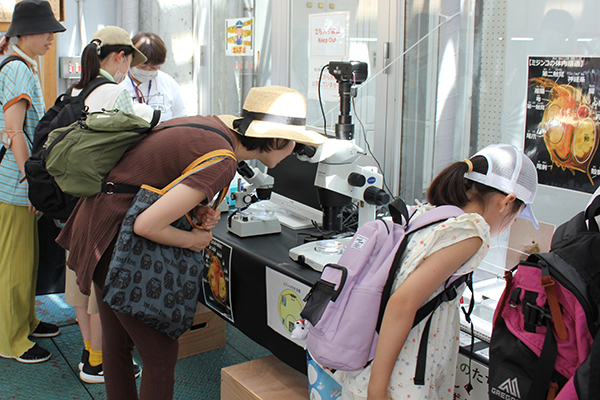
[
  {"left": 5, "top": 0, "right": 66, "bottom": 37},
  {"left": 91, "top": 26, "right": 147, "bottom": 67},
  {"left": 218, "top": 86, "right": 327, "bottom": 146}
]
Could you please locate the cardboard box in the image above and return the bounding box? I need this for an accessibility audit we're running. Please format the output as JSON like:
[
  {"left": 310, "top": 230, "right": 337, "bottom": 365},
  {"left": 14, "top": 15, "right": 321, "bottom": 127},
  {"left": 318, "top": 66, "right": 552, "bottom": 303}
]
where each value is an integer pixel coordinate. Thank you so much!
[
  {"left": 177, "top": 303, "right": 226, "bottom": 359},
  {"left": 221, "top": 355, "right": 309, "bottom": 400}
]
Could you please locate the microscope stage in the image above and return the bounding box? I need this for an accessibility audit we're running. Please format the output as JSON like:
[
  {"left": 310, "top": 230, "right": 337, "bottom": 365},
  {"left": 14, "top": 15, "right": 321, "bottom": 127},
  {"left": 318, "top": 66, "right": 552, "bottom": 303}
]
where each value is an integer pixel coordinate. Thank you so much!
[
  {"left": 289, "top": 238, "right": 352, "bottom": 272},
  {"left": 227, "top": 209, "right": 281, "bottom": 237}
]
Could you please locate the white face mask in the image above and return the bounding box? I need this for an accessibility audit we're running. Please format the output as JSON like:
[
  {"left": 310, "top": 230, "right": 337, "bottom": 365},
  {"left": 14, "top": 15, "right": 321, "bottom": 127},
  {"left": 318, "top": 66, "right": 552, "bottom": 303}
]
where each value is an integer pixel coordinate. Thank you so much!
[
  {"left": 130, "top": 67, "right": 158, "bottom": 83},
  {"left": 113, "top": 56, "right": 129, "bottom": 84}
]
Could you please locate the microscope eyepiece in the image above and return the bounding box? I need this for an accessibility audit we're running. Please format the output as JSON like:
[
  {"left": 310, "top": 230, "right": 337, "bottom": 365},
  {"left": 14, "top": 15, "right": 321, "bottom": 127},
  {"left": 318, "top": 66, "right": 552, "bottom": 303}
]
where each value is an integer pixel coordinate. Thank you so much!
[
  {"left": 237, "top": 161, "right": 255, "bottom": 178},
  {"left": 293, "top": 143, "right": 317, "bottom": 158}
]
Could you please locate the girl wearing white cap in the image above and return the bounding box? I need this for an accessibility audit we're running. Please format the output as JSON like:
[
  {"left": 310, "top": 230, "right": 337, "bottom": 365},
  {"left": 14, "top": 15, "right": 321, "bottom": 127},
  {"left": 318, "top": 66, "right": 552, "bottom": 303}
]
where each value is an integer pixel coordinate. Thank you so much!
[
  {"left": 57, "top": 85, "right": 326, "bottom": 399},
  {"left": 64, "top": 25, "right": 147, "bottom": 383},
  {"left": 0, "top": 0, "right": 65, "bottom": 364},
  {"left": 337, "top": 144, "right": 538, "bottom": 400}
]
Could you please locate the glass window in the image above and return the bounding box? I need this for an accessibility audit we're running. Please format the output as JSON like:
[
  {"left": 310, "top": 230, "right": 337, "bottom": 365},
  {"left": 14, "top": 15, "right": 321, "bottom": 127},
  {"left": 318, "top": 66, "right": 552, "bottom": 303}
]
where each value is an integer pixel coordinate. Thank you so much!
[
  {"left": 289, "top": 0, "right": 379, "bottom": 144},
  {"left": 473, "top": 0, "right": 600, "bottom": 226},
  {"left": 210, "top": 1, "right": 272, "bottom": 117},
  {"left": 400, "top": 0, "right": 476, "bottom": 202}
]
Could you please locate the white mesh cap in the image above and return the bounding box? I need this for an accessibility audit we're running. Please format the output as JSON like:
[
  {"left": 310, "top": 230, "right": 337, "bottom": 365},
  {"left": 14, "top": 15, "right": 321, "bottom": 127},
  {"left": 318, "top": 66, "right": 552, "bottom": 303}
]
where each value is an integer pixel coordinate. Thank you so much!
[{"left": 464, "top": 144, "right": 539, "bottom": 228}]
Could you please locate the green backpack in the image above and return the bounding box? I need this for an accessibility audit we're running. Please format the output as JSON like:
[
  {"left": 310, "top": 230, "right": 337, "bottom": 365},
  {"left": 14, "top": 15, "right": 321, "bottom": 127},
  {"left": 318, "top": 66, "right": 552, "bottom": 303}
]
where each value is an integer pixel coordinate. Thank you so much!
[{"left": 45, "top": 108, "right": 160, "bottom": 197}]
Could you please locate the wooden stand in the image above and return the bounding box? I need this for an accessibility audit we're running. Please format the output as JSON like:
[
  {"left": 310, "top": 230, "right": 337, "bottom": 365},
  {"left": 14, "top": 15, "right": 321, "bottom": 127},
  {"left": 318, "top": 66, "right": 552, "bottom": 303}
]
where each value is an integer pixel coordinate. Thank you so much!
[
  {"left": 177, "top": 303, "right": 226, "bottom": 359},
  {"left": 221, "top": 355, "right": 309, "bottom": 400}
]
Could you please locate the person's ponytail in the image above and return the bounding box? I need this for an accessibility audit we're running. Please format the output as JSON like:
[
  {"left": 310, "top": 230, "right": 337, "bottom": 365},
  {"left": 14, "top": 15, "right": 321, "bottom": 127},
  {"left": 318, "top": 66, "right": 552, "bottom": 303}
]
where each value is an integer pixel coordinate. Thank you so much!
[
  {"left": 427, "top": 156, "right": 489, "bottom": 208},
  {"left": 74, "top": 41, "right": 102, "bottom": 89},
  {"left": 74, "top": 42, "right": 134, "bottom": 89}
]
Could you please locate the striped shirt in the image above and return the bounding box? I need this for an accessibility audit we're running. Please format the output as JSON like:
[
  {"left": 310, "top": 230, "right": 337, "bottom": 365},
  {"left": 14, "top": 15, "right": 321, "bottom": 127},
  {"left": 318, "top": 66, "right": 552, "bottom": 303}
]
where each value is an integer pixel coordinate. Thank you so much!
[{"left": 0, "top": 57, "right": 44, "bottom": 206}]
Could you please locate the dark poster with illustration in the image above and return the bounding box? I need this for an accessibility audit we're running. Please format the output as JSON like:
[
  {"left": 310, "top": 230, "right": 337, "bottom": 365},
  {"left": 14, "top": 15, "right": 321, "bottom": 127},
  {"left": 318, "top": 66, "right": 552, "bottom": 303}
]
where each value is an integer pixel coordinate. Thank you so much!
[
  {"left": 525, "top": 56, "right": 600, "bottom": 193},
  {"left": 202, "top": 238, "right": 233, "bottom": 322}
]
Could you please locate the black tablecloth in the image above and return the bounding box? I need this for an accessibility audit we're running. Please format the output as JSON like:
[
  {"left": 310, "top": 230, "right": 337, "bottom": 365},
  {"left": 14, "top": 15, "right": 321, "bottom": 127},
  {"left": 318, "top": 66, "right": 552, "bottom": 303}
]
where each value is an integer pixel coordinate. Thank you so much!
[{"left": 207, "top": 218, "right": 321, "bottom": 373}]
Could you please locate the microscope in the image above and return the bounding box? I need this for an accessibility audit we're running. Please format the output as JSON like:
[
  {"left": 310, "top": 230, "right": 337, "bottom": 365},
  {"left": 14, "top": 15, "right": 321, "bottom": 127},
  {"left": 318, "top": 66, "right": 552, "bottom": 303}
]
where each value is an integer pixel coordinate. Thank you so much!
[
  {"left": 300, "top": 61, "right": 389, "bottom": 230},
  {"left": 227, "top": 161, "right": 281, "bottom": 237},
  {"left": 289, "top": 61, "right": 390, "bottom": 270}
]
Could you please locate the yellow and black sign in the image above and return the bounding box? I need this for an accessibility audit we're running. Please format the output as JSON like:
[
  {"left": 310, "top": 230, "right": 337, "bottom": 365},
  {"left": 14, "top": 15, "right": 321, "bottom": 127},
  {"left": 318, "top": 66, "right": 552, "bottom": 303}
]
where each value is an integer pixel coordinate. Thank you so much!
[{"left": 225, "top": 17, "right": 253, "bottom": 56}]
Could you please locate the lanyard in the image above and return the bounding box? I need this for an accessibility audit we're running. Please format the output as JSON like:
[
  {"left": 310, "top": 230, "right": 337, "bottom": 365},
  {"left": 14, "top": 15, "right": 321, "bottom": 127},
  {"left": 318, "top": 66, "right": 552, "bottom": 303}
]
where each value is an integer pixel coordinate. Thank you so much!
[{"left": 130, "top": 75, "right": 152, "bottom": 104}]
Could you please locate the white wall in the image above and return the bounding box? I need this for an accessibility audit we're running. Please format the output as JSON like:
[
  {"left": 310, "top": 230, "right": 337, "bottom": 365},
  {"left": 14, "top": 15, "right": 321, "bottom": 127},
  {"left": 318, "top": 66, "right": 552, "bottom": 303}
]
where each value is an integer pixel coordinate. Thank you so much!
[
  {"left": 55, "top": 0, "right": 197, "bottom": 113},
  {"left": 56, "top": 0, "right": 118, "bottom": 94},
  {"left": 138, "top": 0, "right": 196, "bottom": 114}
]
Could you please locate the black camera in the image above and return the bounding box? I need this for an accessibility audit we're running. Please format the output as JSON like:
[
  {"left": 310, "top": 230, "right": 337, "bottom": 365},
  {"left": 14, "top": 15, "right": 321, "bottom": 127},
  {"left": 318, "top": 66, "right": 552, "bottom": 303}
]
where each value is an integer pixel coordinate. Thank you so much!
[
  {"left": 326, "top": 61, "right": 368, "bottom": 140},
  {"left": 328, "top": 61, "right": 368, "bottom": 85}
]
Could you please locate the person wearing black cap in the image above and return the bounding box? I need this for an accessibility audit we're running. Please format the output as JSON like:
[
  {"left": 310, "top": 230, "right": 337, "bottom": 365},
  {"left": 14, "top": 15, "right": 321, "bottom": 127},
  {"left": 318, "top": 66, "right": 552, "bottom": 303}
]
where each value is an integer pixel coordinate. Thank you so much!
[{"left": 0, "top": 0, "right": 65, "bottom": 364}]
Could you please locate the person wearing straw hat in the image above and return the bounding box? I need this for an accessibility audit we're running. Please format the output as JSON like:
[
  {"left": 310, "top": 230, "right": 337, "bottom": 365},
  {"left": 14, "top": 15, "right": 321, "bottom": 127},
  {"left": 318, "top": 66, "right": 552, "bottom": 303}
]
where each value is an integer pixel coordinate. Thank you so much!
[
  {"left": 56, "top": 85, "right": 326, "bottom": 399},
  {"left": 60, "top": 25, "right": 147, "bottom": 384},
  {"left": 0, "top": 0, "right": 65, "bottom": 364}
]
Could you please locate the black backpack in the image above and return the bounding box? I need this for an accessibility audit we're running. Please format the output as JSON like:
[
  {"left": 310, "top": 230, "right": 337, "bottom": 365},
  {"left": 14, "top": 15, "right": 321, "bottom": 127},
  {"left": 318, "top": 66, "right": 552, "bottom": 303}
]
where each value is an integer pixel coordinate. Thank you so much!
[
  {"left": 488, "top": 197, "right": 600, "bottom": 400},
  {"left": 0, "top": 56, "right": 30, "bottom": 164},
  {"left": 24, "top": 77, "right": 115, "bottom": 220}
]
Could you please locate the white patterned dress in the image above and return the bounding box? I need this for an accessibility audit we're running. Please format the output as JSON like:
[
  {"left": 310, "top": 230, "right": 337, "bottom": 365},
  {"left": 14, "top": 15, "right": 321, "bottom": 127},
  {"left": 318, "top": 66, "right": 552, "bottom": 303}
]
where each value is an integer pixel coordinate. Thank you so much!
[{"left": 337, "top": 203, "right": 490, "bottom": 400}]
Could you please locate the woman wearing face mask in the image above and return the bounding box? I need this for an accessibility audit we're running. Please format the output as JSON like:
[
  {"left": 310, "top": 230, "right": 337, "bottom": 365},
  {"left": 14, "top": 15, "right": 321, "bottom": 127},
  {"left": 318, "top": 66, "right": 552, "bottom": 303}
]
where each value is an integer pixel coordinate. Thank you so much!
[
  {"left": 64, "top": 25, "right": 146, "bottom": 384},
  {"left": 119, "top": 32, "right": 187, "bottom": 122},
  {"left": 72, "top": 26, "right": 146, "bottom": 113}
]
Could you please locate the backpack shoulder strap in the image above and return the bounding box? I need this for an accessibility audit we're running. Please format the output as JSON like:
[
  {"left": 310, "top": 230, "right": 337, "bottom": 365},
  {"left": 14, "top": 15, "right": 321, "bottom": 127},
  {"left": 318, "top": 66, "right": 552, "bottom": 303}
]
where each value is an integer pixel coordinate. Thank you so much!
[
  {"left": 0, "top": 56, "right": 31, "bottom": 165},
  {"left": 76, "top": 76, "right": 115, "bottom": 100},
  {"left": 413, "top": 272, "right": 474, "bottom": 385},
  {"left": 414, "top": 272, "right": 473, "bottom": 328},
  {"left": 376, "top": 205, "right": 464, "bottom": 333},
  {"left": 0, "top": 55, "right": 27, "bottom": 72},
  {"left": 388, "top": 197, "right": 410, "bottom": 226},
  {"left": 406, "top": 205, "right": 464, "bottom": 234},
  {"left": 0, "top": 56, "right": 28, "bottom": 74},
  {"left": 164, "top": 123, "right": 234, "bottom": 149},
  {"left": 141, "top": 149, "right": 237, "bottom": 195},
  {"left": 585, "top": 195, "right": 600, "bottom": 232}
]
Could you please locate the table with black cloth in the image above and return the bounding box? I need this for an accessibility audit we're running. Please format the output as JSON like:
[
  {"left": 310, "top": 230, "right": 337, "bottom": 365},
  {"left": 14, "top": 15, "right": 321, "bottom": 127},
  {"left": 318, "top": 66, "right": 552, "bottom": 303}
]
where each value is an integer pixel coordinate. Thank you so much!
[{"left": 204, "top": 217, "right": 321, "bottom": 374}]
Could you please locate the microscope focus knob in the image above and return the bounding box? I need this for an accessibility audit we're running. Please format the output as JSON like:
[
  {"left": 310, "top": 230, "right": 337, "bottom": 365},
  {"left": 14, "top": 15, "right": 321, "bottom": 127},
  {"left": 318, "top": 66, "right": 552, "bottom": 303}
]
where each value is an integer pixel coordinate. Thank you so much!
[
  {"left": 347, "top": 172, "right": 366, "bottom": 187},
  {"left": 363, "top": 186, "right": 391, "bottom": 206}
]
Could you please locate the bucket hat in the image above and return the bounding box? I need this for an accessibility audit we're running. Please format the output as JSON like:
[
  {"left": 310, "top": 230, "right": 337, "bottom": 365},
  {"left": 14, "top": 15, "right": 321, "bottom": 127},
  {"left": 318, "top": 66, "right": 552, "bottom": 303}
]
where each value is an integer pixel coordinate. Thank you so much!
[
  {"left": 91, "top": 26, "right": 147, "bottom": 67},
  {"left": 217, "top": 86, "right": 327, "bottom": 146},
  {"left": 465, "top": 143, "right": 540, "bottom": 228},
  {"left": 5, "top": 0, "right": 66, "bottom": 37}
]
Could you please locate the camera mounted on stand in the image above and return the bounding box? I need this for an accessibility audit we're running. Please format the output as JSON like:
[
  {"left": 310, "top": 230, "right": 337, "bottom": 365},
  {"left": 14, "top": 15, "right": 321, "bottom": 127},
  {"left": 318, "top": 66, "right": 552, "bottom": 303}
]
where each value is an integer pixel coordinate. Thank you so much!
[{"left": 327, "top": 61, "right": 368, "bottom": 140}]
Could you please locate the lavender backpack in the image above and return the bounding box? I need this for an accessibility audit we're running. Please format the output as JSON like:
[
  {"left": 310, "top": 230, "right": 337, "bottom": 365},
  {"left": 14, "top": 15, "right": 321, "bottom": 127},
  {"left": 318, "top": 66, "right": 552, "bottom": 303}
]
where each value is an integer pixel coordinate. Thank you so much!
[{"left": 301, "top": 198, "right": 466, "bottom": 372}]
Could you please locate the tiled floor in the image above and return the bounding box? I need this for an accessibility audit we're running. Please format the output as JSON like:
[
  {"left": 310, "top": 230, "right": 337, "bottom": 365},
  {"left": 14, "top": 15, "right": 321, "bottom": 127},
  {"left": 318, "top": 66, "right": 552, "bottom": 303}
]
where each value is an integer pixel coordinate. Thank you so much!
[{"left": 0, "top": 294, "right": 272, "bottom": 400}]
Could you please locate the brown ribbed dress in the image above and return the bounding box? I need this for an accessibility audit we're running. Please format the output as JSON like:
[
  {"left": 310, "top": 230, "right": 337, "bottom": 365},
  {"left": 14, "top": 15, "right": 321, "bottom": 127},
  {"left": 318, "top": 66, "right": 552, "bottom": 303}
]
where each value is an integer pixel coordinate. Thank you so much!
[{"left": 56, "top": 115, "right": 237, "bottom": 295}]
